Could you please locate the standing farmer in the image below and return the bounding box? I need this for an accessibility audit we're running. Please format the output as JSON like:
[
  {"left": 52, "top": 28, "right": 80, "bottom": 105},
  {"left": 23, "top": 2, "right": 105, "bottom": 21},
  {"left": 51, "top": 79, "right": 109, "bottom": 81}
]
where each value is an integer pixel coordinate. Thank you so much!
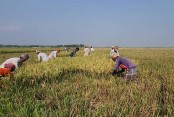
[
  {"left": 90, "top": 46, "right": 94, "bottom": 52},
  {"left": 84, "top": 46, "right": 90, "bottom": 56},
  {"left": 109, "top": 46, "right": 119, "bottom": 58}
]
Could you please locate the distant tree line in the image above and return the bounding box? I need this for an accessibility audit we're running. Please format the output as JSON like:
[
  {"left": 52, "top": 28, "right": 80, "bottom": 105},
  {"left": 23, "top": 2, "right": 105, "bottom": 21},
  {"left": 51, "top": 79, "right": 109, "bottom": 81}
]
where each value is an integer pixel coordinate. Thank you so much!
[{"left": 0, "top": 44, "right": 84, "bottom": 48}]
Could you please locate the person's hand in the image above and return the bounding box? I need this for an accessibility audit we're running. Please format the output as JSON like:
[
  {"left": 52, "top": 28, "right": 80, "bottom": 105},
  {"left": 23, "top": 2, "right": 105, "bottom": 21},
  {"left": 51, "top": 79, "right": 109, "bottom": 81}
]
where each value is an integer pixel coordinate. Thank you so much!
[{"left": 112, "top": 70, "right": 117, "bottom": 76}]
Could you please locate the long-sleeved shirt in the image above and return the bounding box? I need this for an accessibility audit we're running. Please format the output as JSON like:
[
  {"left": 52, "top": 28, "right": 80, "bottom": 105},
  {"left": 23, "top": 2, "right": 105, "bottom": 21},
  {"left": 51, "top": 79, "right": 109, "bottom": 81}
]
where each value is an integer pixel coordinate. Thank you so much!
[
  {"left": 90, "top": 47, "right": 94, "bottom": 51},
  {"left": 0, "top": 58, "right": 20, "bottom": 68},
  {"left": 38, "top": 53, "right": 49, "bottom": 62},
  {"left": 84, "top": 48, "right": 90, "bottom": 56},
  {"left": 69, "top": 50, "right": 77, "bottom": 57},
  {"left": 48, "top": 51, "right": 57, "bottom": 59},
  {"left": 114, "top": 56, "right": 136, "bottom": 71}
]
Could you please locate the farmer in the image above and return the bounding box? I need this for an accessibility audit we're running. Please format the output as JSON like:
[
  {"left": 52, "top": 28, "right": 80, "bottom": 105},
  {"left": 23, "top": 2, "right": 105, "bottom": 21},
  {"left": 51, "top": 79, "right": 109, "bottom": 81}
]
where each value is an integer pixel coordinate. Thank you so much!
[
  {"left": 0, "top": 54, "right": 29, "bottom": 69},
  {"left": 90, "top": 46, "right": 94, "bottom": 52},
  {"left": 65, "top": 47, "right": 71, "bottom": 52},
  {"left": 69, "top": 47, "right": 79, "bottom": 57},
  {"left": 48, "top": 49, "right": 60, "bottom": 59},
  {"left": 36, "top": 51, "right": 49, "bottom": 62},
  {"left": 109, "top": 46, "right": 119, "bottom": 58},
  {"left": 111, "top": 53, "right": 136, "bottom": 80},
  {"left": 84, "top": 46, "right": 90, "bottom": 56},
  {"left": 0, "top": 63, "right": 16, "bottom": 78}
]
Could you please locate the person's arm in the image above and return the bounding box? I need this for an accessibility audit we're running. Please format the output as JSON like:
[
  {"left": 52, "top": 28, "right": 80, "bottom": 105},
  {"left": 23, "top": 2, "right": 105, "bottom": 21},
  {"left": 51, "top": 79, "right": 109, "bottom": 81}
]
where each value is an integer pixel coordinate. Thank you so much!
[
  {"left": 38, "top": 54, "right": 41, "bottom": 62},
  {"left": 15, "top": 62, "right": 19, "bottom": 68},
  {"left": 17, "top": 61, "right": 22, "bottom": 67},
  {"left": 112, "top": 60, "right": 120, "bottom": 76},
  {"left": 71, "top": 51, "right": 76, "bottom": 57},
  {"left": 114, "top": 60, "right": 120, "bottom": 71},
  {"left": 109, "top": 51, "right": 112, "bottom": 58},
  {"left": 69, "top": 51, "right": 74, "bottom": 57},
  {"left": 112, "top": 70, "right": 118, "bottom": 75},
  {"left": 54, "top": 52, "right": 57, "bottom": 58},
  {"left": 73, "top": 51, "right": 77, "bottom": 56}
]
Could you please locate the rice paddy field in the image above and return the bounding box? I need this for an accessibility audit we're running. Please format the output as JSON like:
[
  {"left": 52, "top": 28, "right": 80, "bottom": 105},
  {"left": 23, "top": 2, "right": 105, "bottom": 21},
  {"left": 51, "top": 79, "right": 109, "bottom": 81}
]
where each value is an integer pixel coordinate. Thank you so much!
[{"left": 0, "top": 47, "right": 174, "bottom": 116}]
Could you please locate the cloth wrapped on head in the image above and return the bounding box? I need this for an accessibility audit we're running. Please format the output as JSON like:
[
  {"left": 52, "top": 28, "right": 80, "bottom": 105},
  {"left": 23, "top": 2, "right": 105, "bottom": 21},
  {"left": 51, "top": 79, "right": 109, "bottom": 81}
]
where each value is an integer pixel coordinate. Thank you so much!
[{"left": 20, "top": 54, "right": 29, "bottom": 62}]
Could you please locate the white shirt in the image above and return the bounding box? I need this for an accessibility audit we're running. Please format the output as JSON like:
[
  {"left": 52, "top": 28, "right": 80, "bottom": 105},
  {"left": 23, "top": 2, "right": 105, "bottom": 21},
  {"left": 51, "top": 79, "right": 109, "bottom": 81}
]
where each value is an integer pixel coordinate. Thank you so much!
[
  {"left": 84, "top": 48, "right": 90, "bottom": 56},
  {"left": 48, "top": 51, "right": 57, "bottom": 59},
  {"left": 0, "top": 58, "right": 20, "bottom": 68},
  {"left": 90, "top": 47, "right": 94, "bottom": 51},
  {"left": 38, "top": 53, "right": 49, "bottom": 62},
  {"left": 109, "top": 49, "right": 119, "bottom": 57}
]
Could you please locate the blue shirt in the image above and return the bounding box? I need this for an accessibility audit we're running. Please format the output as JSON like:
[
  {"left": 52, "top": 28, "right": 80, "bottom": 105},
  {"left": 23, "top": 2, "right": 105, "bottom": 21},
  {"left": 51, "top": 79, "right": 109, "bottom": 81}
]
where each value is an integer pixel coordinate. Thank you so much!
[
  {"left": 69, "top": 50, "right": 77, "bottom": 57},
  {"left": 114, "top": 56, "right": 136, "bottom": 71}
]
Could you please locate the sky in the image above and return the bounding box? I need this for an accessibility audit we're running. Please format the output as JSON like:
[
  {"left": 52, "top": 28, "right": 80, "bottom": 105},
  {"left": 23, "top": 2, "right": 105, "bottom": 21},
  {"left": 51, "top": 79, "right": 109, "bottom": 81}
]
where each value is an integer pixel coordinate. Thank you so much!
[{"left": 0, "top": 0, "right": 174, "bottom": 47}]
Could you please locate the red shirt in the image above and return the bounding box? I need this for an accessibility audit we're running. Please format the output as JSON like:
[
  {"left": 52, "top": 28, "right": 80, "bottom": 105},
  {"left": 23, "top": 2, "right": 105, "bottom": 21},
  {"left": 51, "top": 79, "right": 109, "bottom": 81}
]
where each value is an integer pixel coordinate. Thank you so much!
[
  {"left": 0, "top": 68, "right": 13, "bottom": 77},
  {"left": 119, "top": 64, "right": 128, "bottom": 69}
]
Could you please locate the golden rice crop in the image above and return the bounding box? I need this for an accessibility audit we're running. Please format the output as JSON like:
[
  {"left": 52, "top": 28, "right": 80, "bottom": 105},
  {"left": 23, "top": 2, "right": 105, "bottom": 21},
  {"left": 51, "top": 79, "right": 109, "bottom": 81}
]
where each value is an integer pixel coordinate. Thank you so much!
[{"left": 0, "top": 47, "right": 174, "bottom": 116}]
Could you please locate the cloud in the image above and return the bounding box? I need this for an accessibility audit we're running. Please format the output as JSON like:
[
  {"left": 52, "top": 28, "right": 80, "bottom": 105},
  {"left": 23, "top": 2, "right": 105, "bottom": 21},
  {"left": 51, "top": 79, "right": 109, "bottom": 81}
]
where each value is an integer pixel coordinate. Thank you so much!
[{"left": 0, "top": 26, "right": 22, "bottom": 32}]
